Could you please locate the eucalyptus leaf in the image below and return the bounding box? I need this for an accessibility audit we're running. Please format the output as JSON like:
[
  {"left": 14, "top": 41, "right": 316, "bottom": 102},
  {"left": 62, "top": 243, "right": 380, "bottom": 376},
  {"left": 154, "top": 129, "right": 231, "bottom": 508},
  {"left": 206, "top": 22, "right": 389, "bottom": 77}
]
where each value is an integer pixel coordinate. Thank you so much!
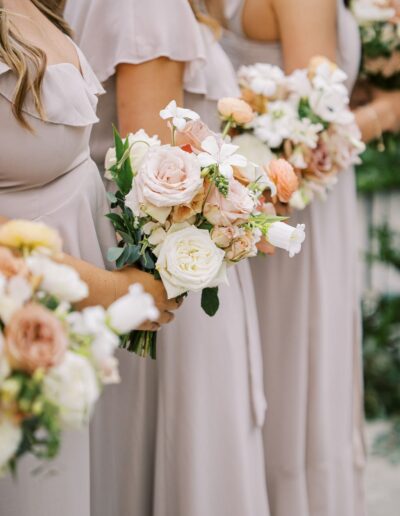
[{"left": 107, "top": 246, "right": 125, "bottom": 262}]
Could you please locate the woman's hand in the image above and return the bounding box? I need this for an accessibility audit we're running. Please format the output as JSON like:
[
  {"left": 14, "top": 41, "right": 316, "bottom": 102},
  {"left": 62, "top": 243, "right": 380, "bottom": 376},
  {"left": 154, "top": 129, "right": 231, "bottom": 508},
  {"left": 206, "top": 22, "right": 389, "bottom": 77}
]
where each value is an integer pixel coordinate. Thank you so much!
[
  {"left": 370, "top": 87, "right": 400, "bottom": 133},
  {"left": 112, "top": 267, "right": 182, "bottom": 331}
]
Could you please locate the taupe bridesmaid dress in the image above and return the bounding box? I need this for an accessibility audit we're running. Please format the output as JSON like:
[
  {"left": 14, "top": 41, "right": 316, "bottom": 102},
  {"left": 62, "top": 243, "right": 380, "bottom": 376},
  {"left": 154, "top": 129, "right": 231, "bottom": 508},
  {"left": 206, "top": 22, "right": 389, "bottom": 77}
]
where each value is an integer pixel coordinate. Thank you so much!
[
  {"left": 0, "top": 42, "right": 116, "bottom": 516},
  {"left": 222, "top": 1, "right": 366, "bottom": 516},
  {"left": 66, "top": 1, "right": 270, "bottom": 515}
]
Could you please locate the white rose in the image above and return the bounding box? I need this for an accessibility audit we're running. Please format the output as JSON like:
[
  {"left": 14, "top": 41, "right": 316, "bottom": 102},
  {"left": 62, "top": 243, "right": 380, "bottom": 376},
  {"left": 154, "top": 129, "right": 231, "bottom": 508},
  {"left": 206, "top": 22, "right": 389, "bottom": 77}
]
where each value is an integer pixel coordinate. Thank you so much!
[
  {"left": 0, "top": 416, "right": 22, "bottom": 473},
  {"left": 353, "top": 1, "right": 395, "bottom": 23},
  {"left": 104, "top": 129, "right": 161, "bottom": 180},
  {"left": 27, "top": 255, "right": 88, "bottom": 303},
  {"left": 156, "top": 225, "right": 228, "bottom": 299},
  {"left": 266, "top": 222, "right": 306, "bottom": 257},
  {"left": 43, "top": 352, "right": 100, "bottom": 429},
  {"left": 133, "top": 146, "right": 203, "bottom": 223},
  {"left": 108, "top": 283, "right": 159, "bottom": 334}
]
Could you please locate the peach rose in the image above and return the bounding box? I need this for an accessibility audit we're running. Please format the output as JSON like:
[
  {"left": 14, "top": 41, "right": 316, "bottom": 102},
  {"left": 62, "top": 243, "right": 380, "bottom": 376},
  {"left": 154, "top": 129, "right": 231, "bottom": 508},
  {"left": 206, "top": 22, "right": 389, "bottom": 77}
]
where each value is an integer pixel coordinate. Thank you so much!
[
  {"left": 225, "top": 230, "right": 258, "bottom": 262},
  {"left": 218, "top": 97, "right": 255, "bottom": 125},
  {"left": 266, "top": 159, "right": 299, "bottom": 203},
  {"left": 5, "top": 304, "right": 68, "bottom": 373},
  {"left": 175, "top": 120, "right": 215, "bottom": 153},
  {"left": 204, "top": 178, "right": 255, "bottom": 226},
  {"left": 0, "top": 247, "right": 27, "bottom": 279},
  {"left": 211, "top": 226, "right": 236, "bottom": 248}
]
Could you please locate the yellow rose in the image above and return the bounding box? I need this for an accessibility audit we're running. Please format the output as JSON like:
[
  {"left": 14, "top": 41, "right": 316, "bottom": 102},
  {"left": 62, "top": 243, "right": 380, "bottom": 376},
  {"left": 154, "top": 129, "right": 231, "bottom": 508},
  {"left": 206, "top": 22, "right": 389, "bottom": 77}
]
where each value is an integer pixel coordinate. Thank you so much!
[{"left": 0, "top": 220, "right": 62, "bottom": 256}]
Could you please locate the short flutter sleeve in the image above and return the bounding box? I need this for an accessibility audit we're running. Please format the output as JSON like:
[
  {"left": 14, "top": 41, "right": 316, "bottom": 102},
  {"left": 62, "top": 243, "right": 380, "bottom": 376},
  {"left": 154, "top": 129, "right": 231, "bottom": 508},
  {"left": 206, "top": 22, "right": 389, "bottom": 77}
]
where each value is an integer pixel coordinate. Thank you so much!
[{"left": 65, "top": 0, "right": 206, "bottom": 84}]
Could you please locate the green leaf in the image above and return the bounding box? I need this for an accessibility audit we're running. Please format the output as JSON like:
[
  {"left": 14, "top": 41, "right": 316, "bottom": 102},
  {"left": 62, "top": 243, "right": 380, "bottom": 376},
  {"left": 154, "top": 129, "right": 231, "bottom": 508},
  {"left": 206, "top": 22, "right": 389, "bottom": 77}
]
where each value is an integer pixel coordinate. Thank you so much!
[
  {"left": 126, "top": 244, "right": 141, "bottom": 265},
  {"left": 107, "top": 246, "right": 125, "bottom": 262},
  {"left": 139, "top": 252, "right": 155, "bottom": 271},
  {"left": 201, "top": 287, "right": 220, "bottom": 317},
  {"left": 116, "top": 246, "right": 132, "bottom": 269},
  {"left": 113, "top": 125, "right": 125, "bottom": 161},
  {"left": 105, "top": 213, "right": 126, "bottom": 232}
]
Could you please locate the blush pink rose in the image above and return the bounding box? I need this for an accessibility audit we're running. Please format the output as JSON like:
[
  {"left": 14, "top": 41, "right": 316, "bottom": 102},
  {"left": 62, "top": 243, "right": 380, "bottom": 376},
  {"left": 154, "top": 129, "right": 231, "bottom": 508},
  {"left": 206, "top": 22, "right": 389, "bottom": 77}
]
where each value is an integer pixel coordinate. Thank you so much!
[
  {"left": 204, "top": 178, "right": 255, "bottom": 226},
  {"left": 307, "top": 139, "right": 333, "bottom": 177},
  {"left": 175, "top": 120, "right": 216, "bottom": 153},
  {"left": 5, "top": 303, "right": 68, "bottom": 373},
  {"left": 0, "top": 247, "right": 27, "bottom": 279},
  {"left": 266, "top": 159, "right": 299, "bottom": 203},
  {"left": 225, "top": 230, "right": 258, "bottom": 262},
  {"left": 218, "top": 97, "right": 255, "bottom": 125},
  {"left": 135, "top": 146, "right": 203, "bottom": 209}
]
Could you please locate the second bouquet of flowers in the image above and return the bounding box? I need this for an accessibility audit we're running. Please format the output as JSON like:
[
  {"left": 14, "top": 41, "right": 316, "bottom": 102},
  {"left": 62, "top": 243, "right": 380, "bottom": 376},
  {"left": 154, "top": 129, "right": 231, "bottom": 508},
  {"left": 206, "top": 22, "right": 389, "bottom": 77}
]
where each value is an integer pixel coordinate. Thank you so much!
[
  {"left": 232, "top": 56, "right": 365, "bottom": 211},
  {"left": 105, "top": 101, "right": 306, "bottom": 358}
]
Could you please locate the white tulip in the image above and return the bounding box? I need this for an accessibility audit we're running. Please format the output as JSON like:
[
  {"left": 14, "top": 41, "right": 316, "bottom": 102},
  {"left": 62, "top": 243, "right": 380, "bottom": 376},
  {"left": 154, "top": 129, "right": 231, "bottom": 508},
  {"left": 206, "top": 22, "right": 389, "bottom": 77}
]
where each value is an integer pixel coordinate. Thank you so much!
[
  {"left": 27, "top": 255, "right": 88, "bottom": 303},
  {"left": 107, "top": 283, "right": 159, "bottom": 334},
  {"left": 267, "top": 222, "right": 306, "bottom": 257},
  {"left": 43, "top": 352, "right": 100, "bottom": 429}
]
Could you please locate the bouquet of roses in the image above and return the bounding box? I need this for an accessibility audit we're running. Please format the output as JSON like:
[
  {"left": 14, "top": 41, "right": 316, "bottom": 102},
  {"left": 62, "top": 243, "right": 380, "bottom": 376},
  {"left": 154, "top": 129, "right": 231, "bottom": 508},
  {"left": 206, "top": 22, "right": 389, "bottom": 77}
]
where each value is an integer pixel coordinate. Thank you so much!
[
  {"left": 352, "top": 0, "right": 400, "bottom": 191},
  {"left": 0, "top": 220, "right": 158, "bottom": 476},
  {"left": 104, "top": 100, "right": 306, "bottom": 358},
  {"left": 231, "top": 57, "right": 365, "bottom": 211}
]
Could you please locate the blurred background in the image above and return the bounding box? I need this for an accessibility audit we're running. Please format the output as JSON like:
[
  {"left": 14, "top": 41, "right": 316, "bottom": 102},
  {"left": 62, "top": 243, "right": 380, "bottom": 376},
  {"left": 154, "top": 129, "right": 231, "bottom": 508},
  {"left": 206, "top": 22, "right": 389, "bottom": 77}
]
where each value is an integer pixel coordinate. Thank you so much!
[{"left": 356, "top": 142, "right": 400, "bottom": 515}]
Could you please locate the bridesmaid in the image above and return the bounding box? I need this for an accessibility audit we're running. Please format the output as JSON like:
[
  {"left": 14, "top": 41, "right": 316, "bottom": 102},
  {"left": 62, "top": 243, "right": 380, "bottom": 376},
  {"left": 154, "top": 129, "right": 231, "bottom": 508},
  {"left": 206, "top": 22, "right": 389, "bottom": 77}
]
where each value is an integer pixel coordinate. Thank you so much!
[
  {"left": 65, "top": 0, "right": 270, "bottom": 515},
  {"left": 222, "top": 1, "right": 400, "bottom": 515},
  {"left": 0, "top": 1, "right": 177, "bottom": 515}
]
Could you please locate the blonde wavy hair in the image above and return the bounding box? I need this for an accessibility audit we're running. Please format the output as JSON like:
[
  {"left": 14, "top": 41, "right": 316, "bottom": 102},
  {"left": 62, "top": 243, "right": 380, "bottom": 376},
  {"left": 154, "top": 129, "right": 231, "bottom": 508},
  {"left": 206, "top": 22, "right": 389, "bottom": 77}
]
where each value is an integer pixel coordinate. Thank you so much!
[
  {"left": 0, "top": 0, "right": 71, "bottom": 129},
  {"left": 189, "top": 0, "right": 224, "bottom": 38}
]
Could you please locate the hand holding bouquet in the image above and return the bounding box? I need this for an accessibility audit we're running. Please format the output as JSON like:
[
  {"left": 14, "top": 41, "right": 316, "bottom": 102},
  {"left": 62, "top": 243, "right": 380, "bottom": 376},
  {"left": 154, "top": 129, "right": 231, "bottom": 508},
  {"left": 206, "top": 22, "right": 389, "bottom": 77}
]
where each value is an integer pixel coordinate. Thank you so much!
[
  {"left": 105, "top": 101, "right": 306, "bottom": 358},
  {"left": 231, "top": 57, "right": 365, "bottom": 211},
  {"left": 0, "top": 220, "right": 157, "bottom": 476}
]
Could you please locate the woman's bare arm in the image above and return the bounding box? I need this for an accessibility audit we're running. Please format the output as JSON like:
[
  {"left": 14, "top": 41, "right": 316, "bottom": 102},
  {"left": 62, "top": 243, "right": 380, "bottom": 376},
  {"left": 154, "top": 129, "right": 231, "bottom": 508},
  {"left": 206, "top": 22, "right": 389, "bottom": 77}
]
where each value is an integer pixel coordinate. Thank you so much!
[{"left": 116, "top": 57, "right": 185, "bottom": 141}]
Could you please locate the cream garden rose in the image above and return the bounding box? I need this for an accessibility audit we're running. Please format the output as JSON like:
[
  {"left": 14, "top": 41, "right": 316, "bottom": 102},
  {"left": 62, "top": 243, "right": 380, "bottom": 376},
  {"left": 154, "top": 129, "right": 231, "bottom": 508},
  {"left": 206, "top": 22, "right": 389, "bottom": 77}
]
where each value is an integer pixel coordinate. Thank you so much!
[
  {"left": 128, "top": 146, "right": 203, "bottom": 223},
  {"left": 156, "top": 225, "right": 227, "bottom": 299},
  {"left": 43, "top": 351, "right": 100, "bottom": 428}
]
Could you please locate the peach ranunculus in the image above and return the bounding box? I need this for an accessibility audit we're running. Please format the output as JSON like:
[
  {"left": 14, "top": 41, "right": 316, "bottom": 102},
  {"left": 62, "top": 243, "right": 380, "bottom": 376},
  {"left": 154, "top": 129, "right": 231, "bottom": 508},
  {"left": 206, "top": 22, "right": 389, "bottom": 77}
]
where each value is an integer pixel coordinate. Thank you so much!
[
  {"left": 266, "top": 159, "right": 299, "bottom": 203},
  {"left": 129, "top": 146, "right": 203, "bottom": 224},
  {"left": 204, "top": 178, "right": 255, "bottom": 227},
  {"left": 0, "top": 247, "right": 28, "bottom": 279},
  {"left": 218, "top": 97, "right": 255, "bottom": 125},
  {"left": 0, "top": 221, "right": 62, "bottom": 256},
  {"left": 5, "top": 303, "right": 68, "bottom": 373},
  {"left": 175, "top": 120, "right": 216, "bottom": 153}
]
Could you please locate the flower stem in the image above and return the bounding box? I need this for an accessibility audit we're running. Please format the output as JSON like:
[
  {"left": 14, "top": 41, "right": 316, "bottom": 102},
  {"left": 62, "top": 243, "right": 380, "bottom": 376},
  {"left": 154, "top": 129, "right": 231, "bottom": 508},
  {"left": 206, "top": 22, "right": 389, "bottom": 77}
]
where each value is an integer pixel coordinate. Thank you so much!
[{"left": 221, "top": 119, "right": 233, "bottom": 139}]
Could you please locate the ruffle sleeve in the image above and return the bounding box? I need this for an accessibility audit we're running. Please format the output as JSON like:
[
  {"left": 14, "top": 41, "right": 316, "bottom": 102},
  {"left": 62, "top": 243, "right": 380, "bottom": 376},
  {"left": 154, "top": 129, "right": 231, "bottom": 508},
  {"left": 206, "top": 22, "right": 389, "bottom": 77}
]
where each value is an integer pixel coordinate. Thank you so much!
[{"left": 65, "top": 0, "right": 206, "bottom": 84}]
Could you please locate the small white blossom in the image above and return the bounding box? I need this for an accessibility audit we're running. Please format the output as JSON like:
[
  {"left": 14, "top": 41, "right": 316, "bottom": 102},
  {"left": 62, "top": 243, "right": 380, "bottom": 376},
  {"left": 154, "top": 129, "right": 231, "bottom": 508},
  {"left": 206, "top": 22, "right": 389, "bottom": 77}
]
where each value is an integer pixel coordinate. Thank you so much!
[
  {"left": 267, "top": 222, "right": 306, "bottom": 257},
  {"left": 159, "top": 100, "right": 200, "bottom": 131},
  {"left": 197, "top": 136, "right": 247, "bottom": 178}
]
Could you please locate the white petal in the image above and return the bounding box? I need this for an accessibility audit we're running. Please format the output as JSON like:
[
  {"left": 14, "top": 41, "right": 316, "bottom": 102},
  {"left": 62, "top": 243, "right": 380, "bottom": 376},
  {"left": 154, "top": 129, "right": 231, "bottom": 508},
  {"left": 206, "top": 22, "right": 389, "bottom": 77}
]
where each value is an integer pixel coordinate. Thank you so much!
[
  {"left": 219, "top": 163, "right": 234, "bottom": 179},
  {"left": 219, "top": 143, "right": 240, "bottom": 161},
  {"left": 197, "top": 152, "right": 217, "bottom": 168},
  {"left": 201, "top": 136, "right": 220, "bottom": 157},
  {"left": 173, "top": 117, "right": 187, "bottom": 131},
  {"left": 226, "top": 153, "right": 247, "bottom": 168}
]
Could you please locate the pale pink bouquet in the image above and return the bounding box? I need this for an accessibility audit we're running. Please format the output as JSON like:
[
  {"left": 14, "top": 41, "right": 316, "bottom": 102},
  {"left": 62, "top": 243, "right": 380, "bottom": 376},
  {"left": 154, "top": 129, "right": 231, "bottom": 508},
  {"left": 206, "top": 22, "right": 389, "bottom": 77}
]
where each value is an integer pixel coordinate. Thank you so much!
[{"left": 105, "top": 100, "right": 306, "bottom": 357}]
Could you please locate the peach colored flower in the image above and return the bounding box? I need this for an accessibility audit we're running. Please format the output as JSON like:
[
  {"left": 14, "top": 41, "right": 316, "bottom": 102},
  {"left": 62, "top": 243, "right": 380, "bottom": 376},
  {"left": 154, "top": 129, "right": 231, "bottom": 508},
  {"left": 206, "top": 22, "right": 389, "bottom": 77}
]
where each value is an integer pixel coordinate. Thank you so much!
[
  {"left": 171, "top": 188, "right": 205, "bottom": 223},
  {"left": 218, "top": 97, "right": 255, "bottom": 125},
  {"left": 306, "top": 139, "right": 333, "bottom": 177},
  {"left": 240, "top": 87, "right": 268, "bottom": 114},
  {"left": 211, "top": 226, "right": 236, "bottom": 249},
  {"left": 5, "top": 304, "right": 68, "bottom": 373},
  {"left": 204, "top": 178, "right": 255, "bottom": 226},
  {"left": 308, "top": 55, "right": 337, "bottom": 80},
  {"left": 0, "top": 247, "right": 27, "bottom": 279},
  {"left": 266, "top": 159, "right": 299, "bottom": 203},
  {"left": 175, "top": 120, "right": 215, "bottom": 153},
  {"left": 225, "top": 230, "right": 257, "bottom": 262}
]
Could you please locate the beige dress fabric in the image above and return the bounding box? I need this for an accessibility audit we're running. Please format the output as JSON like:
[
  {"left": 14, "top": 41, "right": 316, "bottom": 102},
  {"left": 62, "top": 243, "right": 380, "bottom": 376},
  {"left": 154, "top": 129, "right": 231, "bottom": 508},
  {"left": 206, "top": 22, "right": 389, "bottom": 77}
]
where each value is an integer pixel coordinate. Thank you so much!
[
  {"left": 0, "top": 43, "right": 116, "bottom": 516},
  {"left": 222, "top": 1, "right": 366, "bottom": 516},
  {"left": 66, "top": 1, "right": 270, "bottom": 515}
]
